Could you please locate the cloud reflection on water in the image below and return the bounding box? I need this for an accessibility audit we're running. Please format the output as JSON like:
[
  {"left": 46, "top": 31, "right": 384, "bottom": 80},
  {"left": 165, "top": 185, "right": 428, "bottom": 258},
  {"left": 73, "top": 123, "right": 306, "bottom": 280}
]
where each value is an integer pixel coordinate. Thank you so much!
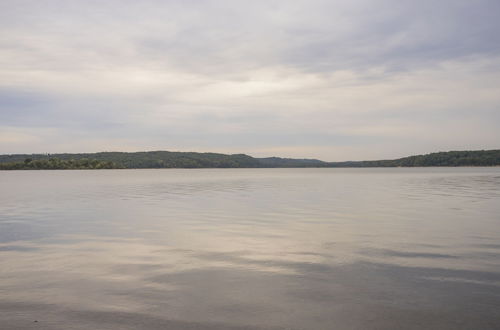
[{"left": 1, "top": 168, "right": 500, "bottom": 329}]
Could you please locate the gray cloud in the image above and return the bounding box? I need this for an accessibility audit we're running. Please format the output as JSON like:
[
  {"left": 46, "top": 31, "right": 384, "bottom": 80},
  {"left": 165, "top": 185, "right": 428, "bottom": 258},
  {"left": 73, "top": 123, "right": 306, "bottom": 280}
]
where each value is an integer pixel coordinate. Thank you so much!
[{"left": 0, "top": 0, "right": 499, "bottom": 160}]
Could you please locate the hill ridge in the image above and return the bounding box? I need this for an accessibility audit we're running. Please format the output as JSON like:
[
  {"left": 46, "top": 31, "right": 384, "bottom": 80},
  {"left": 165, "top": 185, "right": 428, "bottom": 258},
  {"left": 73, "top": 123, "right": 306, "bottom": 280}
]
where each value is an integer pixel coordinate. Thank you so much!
[{"left": 0, "top": 149, "right": 499, "bottom": 169}]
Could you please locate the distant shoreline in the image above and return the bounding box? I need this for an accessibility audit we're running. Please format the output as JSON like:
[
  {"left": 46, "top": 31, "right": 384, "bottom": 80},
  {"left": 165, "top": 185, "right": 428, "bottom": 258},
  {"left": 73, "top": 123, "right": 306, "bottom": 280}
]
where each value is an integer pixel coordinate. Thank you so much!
[
  {"left": 1, "top": 167, "right": 500, "bottom": 172},
  {"left": 1, "top": 149, "right": 499, "bottom": 170}
]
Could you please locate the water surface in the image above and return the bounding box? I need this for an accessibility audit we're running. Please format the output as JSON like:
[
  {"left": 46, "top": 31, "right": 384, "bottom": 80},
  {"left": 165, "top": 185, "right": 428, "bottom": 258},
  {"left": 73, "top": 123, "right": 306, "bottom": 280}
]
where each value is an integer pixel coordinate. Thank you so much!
[{"left": 1, "top": 168, "right": 500, "bottom": 329}]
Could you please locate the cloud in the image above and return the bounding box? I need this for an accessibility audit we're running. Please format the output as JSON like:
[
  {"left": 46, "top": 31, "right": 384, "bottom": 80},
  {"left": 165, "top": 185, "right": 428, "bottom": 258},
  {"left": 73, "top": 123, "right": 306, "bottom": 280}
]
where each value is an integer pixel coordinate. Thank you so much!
[{"left": 0, "top": 0, "right": 499, "bottom": 160}]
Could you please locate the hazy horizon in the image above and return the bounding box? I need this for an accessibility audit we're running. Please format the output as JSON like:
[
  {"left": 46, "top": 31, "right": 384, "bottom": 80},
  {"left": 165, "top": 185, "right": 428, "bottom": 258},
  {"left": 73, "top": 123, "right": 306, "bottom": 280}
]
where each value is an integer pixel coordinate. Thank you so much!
[
  {"left": 1, "top": 1, "right": 500, "bottom": 161},
  {"left": 2, "top": 147, "right": 500, "bottom": 163}
]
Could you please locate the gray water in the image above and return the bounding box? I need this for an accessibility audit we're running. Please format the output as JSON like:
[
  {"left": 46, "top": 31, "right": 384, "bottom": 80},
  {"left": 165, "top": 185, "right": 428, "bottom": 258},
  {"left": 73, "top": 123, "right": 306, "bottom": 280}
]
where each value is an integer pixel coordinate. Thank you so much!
[{"left": 1, "top": 168, "right": 500, "bottom": 330}]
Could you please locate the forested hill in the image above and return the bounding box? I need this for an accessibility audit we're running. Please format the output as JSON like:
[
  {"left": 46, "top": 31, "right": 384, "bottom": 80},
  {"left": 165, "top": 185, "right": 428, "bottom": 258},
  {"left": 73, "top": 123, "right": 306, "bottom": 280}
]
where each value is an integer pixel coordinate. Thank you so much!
[
  {"left": 329, "top": 150, "right": 500, "bottom": 167},
  {"left": 0, "top": 149, "right": 499, "bottom": 169},
  {"left": 0, "top": 151, "right": 260, "bottom": 169}
]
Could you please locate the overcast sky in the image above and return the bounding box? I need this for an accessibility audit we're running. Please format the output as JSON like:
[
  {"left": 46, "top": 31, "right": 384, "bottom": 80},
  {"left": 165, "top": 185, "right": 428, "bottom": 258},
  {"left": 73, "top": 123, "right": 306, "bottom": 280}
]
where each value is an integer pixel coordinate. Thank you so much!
[{"left": 1, "top": 0, "right": 499, "bottom": 160}]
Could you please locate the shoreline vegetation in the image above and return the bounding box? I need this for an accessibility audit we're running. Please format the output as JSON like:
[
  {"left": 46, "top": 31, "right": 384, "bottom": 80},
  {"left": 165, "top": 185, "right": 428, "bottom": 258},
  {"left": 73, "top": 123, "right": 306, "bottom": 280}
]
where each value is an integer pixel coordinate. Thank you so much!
[{"left": 0, "top": 149, "right": 499, "bottom": 170}]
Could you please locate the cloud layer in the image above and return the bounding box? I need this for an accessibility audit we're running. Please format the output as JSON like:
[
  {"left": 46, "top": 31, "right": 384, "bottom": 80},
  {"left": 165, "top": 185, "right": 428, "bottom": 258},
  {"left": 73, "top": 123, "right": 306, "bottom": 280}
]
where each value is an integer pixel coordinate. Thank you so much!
[{"left": 1, "top": 0, "right": 499, "bottom": 160}]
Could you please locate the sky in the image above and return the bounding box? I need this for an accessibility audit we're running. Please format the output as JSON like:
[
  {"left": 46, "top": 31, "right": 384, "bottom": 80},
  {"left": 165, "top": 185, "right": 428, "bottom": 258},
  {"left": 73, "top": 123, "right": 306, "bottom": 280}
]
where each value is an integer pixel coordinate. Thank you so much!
[{"left": 1, "top": 0, "right": 499, "bottom": 161}]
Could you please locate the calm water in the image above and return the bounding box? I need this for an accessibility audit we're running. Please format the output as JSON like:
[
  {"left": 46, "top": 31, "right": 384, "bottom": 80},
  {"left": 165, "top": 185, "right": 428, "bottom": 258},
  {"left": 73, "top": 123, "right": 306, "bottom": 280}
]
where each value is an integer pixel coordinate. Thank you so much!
[{"left": 1, "top": 168, "right": 500, "bottom": 329}]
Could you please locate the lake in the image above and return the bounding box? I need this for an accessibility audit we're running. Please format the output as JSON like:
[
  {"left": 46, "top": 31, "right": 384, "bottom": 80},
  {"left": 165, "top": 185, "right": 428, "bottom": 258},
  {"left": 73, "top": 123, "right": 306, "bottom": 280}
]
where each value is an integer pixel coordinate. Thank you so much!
[{"left": 1, "top": 168, "right": 500, "bottom": 329}]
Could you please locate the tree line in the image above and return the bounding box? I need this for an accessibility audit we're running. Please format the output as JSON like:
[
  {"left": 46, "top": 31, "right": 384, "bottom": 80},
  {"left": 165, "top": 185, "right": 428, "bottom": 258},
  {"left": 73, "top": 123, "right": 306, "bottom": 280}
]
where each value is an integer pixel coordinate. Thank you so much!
[
  {"left": 0, "top": 158, "right": 122, "bottom": 170},
  {"left": 329, "top": 150, "right": 500, "bottom": 167},
  {"left": 0, "top": 149, "right": 499, "bottom": 169}
]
